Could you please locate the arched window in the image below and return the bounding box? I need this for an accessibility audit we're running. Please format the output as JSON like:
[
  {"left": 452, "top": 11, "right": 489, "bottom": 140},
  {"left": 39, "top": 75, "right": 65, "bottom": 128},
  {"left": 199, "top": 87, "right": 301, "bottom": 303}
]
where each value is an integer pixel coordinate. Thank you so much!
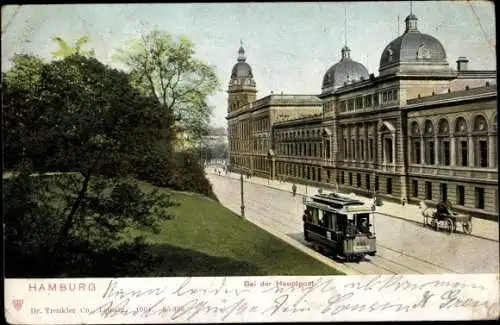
[
  {"left": 472, "top": 115, "right": 488, "bottom": 168},
  {"left": 454, "top": 116, "right": 468, "bottom": 167},
  {"left": 454, "top": 117, "right": 468, "bottom": 134},
  {"left": 438, "top": 118, "right": 451, "bottom": 166},
  {"left": 410, "top": 121, "right": 421, "bottom": 164},
  {"left": 423, "top": 120, "right": 435, "bottom": 165}
]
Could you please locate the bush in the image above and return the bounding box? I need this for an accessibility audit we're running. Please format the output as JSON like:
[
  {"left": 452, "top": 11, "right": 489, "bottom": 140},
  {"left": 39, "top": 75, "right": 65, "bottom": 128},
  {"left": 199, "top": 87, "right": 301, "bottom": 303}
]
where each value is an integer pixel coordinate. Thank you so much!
[
  {"left": 136, "top": 150, "right": 218, "bottom": 202},
  {"left": 4, "top": 174, "right": 176, "bottom": 277}
]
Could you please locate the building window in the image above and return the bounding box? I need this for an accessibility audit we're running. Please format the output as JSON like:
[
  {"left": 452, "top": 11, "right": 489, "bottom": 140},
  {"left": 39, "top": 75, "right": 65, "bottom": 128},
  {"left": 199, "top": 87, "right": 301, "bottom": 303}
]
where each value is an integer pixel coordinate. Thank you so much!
[
  {"left": 313, "top": 143, "right": 317, "bottom": 157},
  {"left": 360, "top": 139, "right": 364, "bottom": 160},
  {"left": 356, "top": 97, "right": 363, "bottom": 110},
  {"left": 351, "top": 139, "right": 356, "bottom": 160},
  {"left": 340, "top": 101, "right": 346, "bottom": 112},
  {"left": 341, "top": 171, "right": 345, "bottom": 184},
  {"left": 357, "top": 173, "right": 361, "bottom": 187},
  {"left": 344, "top": 139, "right": 348, "bottom": 159},
  {"left": 475, "top": 187, "right": 485, "bottom": 209},
  {"left": 440, "top": 183, "right": 448, "bottom": 202},
  {"left": 364, "top": 95, "right": 372, "bottom": 108},
  {"left": 327, "top": 170, "right": 331, "bottom": 182},
  {"left": 456, "top": 185, "right": 465, "bottom": 205},
  {"left": 479, "top": 140, "right": 488, "bottom": 168},
  {"left": 414, "top": 141, "right": 421, "bottom": 164},
  {"left": 319, "top": 143, "right": 323, "bottom": 158},
  {"left": 426, "top": 141, "right": 435, "bottom": 165},
  {"left": 312, "top": 168, "right": 316, "bottom": 181},
  {"left": 393, "top": 89, "right": 398, "bottom": 100},
  {"left": 386, "top": 178, "right": 392, "bottom": 194},
  {"left": 375, "top": 176, "right": 379, "bottom": 191},
  {"left": 412, "top": 180, "right": 418, "bottom": 197},
  {"left": 383, "top": 92, "right": 388, "bottom": 102},
  {"left": 348, "top": 99, "right": 355, "bottom": 111},
  {"left": 425, "top": 182, "right": 432, "bottom": 200},
  {"left": 366, "top": 174, "right": 370, "bottom": 190},
  {"left": 443, "top": 141, "right": 450, "bottom": 166},
  {"left": 325, "top": 140, "right": 331, "bottom": 159},
  {"left": 369, "top": 139, "right": 374, "bottom": 161},
  {"left": 384, "top": 138, "right": 393, "bottom": 163},
  {"left": 460, "top": 140, "right": 468, "bottom": 166},
  {"left": 349, "top": 173, "right": 353, "bottom": 186},
  {"left": 308, "top": 144, "right": 312, "bottom": 156},
  {"left": 373, "top": 93, "right": 379, "bottom": 106}
]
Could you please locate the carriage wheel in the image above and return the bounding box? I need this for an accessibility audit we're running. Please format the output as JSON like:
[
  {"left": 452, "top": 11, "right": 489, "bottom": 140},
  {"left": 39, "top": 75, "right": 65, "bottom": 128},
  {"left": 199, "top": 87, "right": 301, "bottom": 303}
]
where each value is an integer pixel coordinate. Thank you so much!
[
  {"left": 431, "top": 219, "right": 438, "bottom": 230},
  {"left": 444, "top": 218, "right": 453, "bottom": 234},
  {"left": 462, "top": 221, "right": 472, "bottom": 234}
]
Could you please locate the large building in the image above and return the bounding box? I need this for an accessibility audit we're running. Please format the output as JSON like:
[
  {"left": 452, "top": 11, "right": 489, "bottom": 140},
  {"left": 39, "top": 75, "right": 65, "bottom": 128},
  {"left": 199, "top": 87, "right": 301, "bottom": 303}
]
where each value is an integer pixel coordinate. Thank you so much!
[{"left": 226, "top": 12, "right": 497, "bottom": 219}]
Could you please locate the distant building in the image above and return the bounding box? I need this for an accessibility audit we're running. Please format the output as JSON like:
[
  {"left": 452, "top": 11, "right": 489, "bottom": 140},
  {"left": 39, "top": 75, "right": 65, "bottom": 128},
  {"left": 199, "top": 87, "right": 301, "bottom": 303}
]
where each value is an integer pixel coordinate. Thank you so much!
[
  {"left": 204, "top": 127, "right": 228, "bottom": 146},
  {"left": 226, "top": 12, "right": 497, "bottom": 219}
]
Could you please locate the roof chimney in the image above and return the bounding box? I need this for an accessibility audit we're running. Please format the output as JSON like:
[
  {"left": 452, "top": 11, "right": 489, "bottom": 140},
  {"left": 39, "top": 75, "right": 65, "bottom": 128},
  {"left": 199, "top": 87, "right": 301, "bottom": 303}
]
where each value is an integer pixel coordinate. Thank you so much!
[{"left": 456, "top": 57, "right": 469, "bottom": 72}]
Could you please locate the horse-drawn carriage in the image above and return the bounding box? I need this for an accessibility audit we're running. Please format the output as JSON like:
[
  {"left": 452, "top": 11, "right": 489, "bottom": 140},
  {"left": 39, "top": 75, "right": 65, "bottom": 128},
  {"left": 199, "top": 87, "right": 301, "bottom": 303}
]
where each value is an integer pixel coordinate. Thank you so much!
[{"left": 420, "top": 201, "right": 472, "bottom": 234}]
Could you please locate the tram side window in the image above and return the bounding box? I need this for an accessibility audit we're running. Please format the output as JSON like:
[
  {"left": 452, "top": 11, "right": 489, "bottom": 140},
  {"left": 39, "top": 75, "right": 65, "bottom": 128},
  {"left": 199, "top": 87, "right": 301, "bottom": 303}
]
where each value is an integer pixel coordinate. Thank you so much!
[
  {"left": 336, "top": 214, "right": 347, "bottom": 233},
  {"left": 323, "top": 211, "right": 333, "bottom": 229},
  {"left": 311, "top": 208, "right": 319, "bottom": 225},
  {"left": 317, "top": 209, "right": 324, "bottom": 227}
]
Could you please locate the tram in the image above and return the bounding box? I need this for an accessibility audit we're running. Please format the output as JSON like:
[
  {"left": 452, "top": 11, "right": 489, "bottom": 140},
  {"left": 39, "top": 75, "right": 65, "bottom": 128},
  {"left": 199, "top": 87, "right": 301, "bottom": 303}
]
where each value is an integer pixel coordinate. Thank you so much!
[{"left": 302, "top": 193, "right": 376, "bottom": 261}]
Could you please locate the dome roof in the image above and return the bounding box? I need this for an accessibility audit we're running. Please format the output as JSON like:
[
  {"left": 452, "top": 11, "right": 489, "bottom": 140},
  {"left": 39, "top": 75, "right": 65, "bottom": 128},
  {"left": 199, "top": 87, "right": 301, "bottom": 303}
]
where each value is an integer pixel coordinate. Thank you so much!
[
  {"left": 379, "top": 13, "right": 447, "bottom": 71},
  {"left": 322, "top": 46, "right": 369, "bottom": 91},
  {"left": 231, "top": 45, "right": 253, "bottom": 79}
]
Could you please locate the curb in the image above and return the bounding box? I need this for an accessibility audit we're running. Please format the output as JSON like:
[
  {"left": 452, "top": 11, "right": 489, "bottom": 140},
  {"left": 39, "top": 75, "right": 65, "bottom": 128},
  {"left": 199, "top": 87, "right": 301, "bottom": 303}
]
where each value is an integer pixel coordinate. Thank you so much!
[{"left": 215, "top": 173, "right": 498, "bottom": 243}]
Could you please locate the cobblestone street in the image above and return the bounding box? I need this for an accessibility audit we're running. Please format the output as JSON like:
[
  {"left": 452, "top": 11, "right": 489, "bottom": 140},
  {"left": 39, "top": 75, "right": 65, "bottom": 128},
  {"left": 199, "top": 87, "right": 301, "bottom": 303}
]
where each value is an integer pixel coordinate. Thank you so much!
[{"left": 207, "top": 169, "right": 499, "bottom": 275}]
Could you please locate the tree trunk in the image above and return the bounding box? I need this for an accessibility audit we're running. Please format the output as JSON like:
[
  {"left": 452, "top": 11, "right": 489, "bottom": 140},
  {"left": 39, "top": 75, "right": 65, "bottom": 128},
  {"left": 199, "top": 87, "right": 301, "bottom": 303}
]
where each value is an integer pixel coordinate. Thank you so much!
[{"left": 57, "top": 172, "right": 91, "bottom": 245}]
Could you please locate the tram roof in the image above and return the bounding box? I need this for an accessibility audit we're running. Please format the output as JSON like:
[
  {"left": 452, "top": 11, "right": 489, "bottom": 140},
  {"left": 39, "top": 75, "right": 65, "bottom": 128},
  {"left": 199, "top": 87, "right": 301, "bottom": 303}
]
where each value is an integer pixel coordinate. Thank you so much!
[{"left": 311, "top": 193, "right": 364, "bottom": 206}]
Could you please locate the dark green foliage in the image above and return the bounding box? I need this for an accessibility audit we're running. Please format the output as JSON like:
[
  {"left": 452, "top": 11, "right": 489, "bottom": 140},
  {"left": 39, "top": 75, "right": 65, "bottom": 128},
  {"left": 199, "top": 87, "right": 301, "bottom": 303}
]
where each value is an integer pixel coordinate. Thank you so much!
[
  {"left": 4, "top": 173, "right": 177, "bottom": 277},
  {"left": 3, "top": 54, "right": 180, "bottom": 277},
  {"left": 136, "top": 149, "right": 218, "bottom": 202}
]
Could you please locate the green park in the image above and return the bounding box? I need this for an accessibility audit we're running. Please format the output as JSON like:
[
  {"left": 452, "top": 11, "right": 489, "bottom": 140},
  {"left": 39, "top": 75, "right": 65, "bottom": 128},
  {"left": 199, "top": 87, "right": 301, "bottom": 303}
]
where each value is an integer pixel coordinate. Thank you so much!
[{"left": 4, "top": 32, "right": 341, "bottom": 277}]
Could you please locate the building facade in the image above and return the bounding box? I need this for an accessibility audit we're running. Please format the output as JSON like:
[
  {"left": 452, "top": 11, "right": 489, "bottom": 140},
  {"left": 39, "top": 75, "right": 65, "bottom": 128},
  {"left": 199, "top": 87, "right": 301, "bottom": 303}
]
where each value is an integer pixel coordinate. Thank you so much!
[{"left": 226, "top": 13, "right": 498, "bottom": 219}]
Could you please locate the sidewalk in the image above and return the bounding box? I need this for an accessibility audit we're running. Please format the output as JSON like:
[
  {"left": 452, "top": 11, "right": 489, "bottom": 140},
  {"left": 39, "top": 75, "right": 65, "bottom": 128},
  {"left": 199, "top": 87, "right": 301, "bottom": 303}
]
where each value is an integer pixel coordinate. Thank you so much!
[{"left": 209, "top": 169, "right": 499, "bottom": 242}]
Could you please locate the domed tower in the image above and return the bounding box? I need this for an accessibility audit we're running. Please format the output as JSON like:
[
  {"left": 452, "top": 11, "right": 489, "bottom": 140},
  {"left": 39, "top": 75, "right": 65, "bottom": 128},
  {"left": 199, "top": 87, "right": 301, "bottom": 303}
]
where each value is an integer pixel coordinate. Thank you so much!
[
  {"left": 378, "top": 12, "right": 452, "bottom": 76},
  {"left": 227, "top": 42, "right": 257, "bottom": 113},
  {"left": 321, "top": 45, "right": 370, "bottom": 94}
]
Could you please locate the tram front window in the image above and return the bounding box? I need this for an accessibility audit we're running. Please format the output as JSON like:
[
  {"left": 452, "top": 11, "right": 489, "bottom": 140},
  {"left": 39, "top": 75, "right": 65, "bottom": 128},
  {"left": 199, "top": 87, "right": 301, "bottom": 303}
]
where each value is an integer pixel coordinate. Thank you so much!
[{"left": 355, "top": 213, "right": 371, "bottom": 235}]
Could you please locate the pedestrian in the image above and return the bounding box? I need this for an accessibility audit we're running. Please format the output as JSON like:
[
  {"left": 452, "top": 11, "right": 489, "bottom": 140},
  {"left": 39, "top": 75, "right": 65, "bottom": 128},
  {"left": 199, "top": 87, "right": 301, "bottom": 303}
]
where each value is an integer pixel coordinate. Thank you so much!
[
  {"left": 401, "top": 197, "right": 406, "bottom": 206},
  {"left": 292, "top": 183, "right": 297, "bottom": 197},
  {"left": 318, "top": 188, "right": 323, "bottom": 194}
]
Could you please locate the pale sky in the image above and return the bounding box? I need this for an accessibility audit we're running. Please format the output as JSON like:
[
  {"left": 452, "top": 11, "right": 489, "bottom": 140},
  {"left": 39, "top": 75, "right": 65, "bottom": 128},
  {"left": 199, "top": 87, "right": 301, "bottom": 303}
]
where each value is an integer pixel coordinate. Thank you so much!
[{"left": 2, "top": 2, "right": 496, "bottom": 128}]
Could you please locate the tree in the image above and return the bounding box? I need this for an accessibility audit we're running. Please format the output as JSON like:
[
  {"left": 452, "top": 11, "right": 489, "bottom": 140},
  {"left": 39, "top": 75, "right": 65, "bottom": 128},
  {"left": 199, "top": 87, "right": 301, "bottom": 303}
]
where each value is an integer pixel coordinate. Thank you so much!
[
  {"left": 114, "top": 29, "right": 220, "bottom": 148},
  {"left": 51, "top": 35, "right": 96, "bottom": 59},
  {"left": 3, "top": 54, "right": 46, "bottom": 170},
  {"left": 4, "top": 54, "right": 178, "bottom": 277}
]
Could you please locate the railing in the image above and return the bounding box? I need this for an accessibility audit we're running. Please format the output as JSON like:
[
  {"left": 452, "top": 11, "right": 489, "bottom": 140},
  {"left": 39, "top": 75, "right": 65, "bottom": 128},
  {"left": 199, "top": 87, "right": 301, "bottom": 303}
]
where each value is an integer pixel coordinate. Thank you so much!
[{"left": 408, "top": 165, "right": 498, "bottom": 180}]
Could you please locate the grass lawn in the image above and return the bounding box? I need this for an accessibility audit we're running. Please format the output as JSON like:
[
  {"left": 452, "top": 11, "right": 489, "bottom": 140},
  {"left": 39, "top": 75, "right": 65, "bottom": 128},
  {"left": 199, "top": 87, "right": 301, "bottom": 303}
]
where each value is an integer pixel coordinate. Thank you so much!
[{"left": 131, "top": 181, "right": 344, "bottom": 276}]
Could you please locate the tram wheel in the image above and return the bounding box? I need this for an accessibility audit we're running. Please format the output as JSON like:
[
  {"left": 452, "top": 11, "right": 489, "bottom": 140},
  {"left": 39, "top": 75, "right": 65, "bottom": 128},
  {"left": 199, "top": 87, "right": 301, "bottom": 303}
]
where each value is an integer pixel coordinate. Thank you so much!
[{"left": 444, "top": 218, "right": 453, "bottom": 234}]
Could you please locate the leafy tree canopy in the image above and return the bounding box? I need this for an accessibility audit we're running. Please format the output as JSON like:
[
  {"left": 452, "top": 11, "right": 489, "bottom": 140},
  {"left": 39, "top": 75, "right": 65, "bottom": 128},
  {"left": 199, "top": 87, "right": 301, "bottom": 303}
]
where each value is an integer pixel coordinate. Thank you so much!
[
  {"left": 3, "top": 54, "right": 178, "bottom": 277},
  {"left": 51, "top": 35, "right": 96, "bottom": 59},
  {"left": 114, "top": 29, "right": 220, "bottom": 142}
]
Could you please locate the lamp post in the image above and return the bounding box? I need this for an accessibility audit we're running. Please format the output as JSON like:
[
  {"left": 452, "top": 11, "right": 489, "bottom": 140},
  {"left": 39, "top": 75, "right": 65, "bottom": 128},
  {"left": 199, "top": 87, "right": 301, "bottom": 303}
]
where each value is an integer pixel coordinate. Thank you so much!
[{"left": 240, "top": 168, "right": 245, "bottom": 218}]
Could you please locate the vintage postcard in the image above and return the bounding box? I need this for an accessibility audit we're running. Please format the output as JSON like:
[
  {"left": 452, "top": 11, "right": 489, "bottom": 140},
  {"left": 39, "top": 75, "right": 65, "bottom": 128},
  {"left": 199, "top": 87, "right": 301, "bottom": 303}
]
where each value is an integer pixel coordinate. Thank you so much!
[{"left": 3, "top": 1, "right": 498, "bottom": 323}]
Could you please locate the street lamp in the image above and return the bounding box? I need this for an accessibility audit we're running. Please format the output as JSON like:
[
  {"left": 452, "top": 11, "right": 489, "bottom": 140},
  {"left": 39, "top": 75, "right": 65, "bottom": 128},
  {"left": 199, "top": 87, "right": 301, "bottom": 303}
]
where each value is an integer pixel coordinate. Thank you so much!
[{"left": 240, "top": 167, "right": 245, "bottom": 218}]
